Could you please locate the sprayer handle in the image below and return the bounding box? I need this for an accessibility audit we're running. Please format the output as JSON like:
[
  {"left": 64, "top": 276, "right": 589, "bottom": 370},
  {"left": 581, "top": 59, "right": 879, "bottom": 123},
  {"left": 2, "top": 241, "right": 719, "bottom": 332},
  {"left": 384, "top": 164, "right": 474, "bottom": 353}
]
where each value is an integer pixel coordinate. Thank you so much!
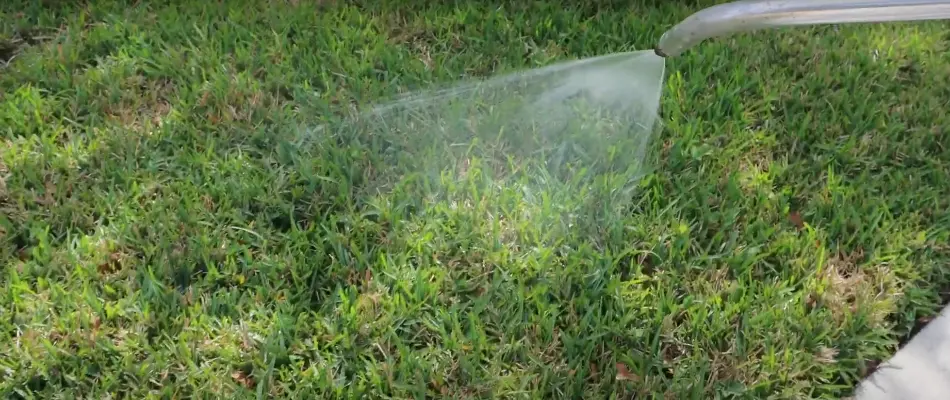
[{"left": 656, "top": 0, "right": 950, "bottom": 57}]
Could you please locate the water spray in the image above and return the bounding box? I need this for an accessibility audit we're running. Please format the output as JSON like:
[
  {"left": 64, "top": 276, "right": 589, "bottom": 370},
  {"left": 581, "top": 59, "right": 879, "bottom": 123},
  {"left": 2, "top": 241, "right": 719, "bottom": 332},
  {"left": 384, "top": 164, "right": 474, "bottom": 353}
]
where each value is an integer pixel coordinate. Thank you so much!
[
  {"left": 654, "top": 0, "right": 950, "bottom": 58},
  {"left": 326, "top": 0, "right": 950, "bottom": 243}
]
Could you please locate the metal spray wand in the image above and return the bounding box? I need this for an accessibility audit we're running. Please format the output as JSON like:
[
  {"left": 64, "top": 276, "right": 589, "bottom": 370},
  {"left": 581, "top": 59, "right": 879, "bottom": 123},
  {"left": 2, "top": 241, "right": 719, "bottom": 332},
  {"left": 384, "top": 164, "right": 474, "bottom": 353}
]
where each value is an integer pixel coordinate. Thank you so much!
[{"left": 654, "top": 0, "right": 950, "bottom": 58}]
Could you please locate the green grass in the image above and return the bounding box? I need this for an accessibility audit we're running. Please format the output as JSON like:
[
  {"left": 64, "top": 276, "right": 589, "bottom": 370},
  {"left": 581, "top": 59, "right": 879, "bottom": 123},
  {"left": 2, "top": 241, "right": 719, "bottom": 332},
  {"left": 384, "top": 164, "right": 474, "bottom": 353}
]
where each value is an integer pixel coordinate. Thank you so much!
[{"left": 2, "top": 0, "right": 950, "bottom": 398}]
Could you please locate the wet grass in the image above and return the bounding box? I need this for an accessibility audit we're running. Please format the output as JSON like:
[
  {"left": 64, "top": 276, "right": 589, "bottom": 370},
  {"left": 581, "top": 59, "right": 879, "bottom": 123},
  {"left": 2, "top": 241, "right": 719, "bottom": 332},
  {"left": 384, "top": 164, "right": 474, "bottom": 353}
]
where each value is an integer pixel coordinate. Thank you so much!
[{"left": 2, "top": 1, "right": 950, "bottom": 398}]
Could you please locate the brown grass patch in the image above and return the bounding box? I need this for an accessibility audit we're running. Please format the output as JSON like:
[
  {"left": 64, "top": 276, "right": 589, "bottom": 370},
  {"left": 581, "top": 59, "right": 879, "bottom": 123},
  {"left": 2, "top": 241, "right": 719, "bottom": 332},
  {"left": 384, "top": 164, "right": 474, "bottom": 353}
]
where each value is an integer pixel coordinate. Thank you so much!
[
  {"left": 103, "top": 76, "right": 175, "bottom": 130},
  {"left": 819, "top": 249, "right": 898, "bottom": 326}
]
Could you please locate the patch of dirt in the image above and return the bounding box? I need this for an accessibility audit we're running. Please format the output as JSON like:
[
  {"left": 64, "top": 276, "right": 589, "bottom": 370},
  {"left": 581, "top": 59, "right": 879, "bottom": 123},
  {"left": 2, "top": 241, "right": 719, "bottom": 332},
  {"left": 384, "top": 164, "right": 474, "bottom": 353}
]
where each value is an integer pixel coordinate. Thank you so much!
[
  {"left": 2, "top": 26, "right": 57, "bottom": 67},
  {"left": 0, "top": 39, "right": 19, "bottom": 64},
  {"left": 0, "top": 36, "right": 28, "bottom": 66}
]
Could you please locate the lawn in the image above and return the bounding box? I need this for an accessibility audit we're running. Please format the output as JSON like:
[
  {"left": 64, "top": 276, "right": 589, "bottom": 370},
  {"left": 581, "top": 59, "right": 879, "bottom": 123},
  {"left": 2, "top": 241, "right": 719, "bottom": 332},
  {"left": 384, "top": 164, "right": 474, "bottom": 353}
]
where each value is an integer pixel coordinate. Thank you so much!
[{"left": 2, "top": 0, "right": 950, "bottom": 398}]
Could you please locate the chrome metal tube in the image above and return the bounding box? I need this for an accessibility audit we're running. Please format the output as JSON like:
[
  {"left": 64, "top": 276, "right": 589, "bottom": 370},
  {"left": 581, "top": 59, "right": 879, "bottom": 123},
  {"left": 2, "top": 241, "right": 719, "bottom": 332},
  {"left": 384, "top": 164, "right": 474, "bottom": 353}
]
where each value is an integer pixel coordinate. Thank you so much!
[{"left": 655, "top": 0, "right": 950, "bottom": 57}]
